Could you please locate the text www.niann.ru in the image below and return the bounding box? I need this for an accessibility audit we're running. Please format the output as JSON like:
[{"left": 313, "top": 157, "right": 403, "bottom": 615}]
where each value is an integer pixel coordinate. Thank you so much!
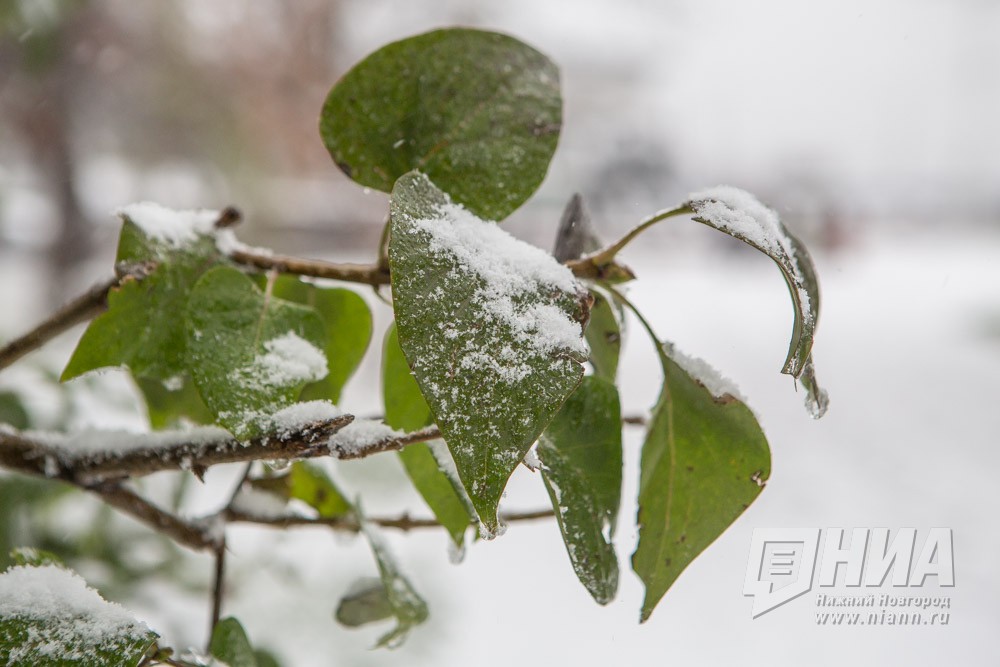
[{"left": 816, "top": 610, "right": 951, "bottom": 626}]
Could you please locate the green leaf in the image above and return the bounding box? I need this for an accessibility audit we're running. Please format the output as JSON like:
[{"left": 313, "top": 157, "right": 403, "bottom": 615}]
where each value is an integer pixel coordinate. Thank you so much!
[
  {"left": 584, "top": 290, "right": 621, "bottom": 382},
  {"left": 399, "top": 445, "right": 475, "bottom": 548},
  {"left": 0, "top": 391, "right": 29, "bottom": 429},
  {"left": 334, "top": 578, "right": 395, "bottom": 628},
  {"left": 9, "top": 547, "right": 63, "bottom": 567},
  {"left": 631, "top": 343, "right": 770, "bottom": 623},
  {"left": 389, "top": 172, "right": 588, "bottom": 534},
  {"left": 383, "top": 325, "right": 474, "bottom": 547},
  {"left": 271, "top": 276, "right": 372, "bottom": 404},
  {"left": 288, "top": 462, "right": 352, "bottom": 518},
  {"left": 357, "top": 519, "right": 429, "bottom": 648},
  {"left": 686, "top": 187, "right": 827, "bottom": 416},
  {"left": 135, "top": 376, "right": 214, "bottom": 429},
  {"left": 253, "top": 649, "right": 283, "bottom": 667},
  {"left": 185, "top": 266, "right": 327, "bottom": 440},
  {"left": 320, "top": 28, "right": 562, "bottom": 221},
  {"left": 0, "top": 564, "right": 158, "bottom": 667},
  {"left": 210, "top": 617, "right": 258, "bottom": 667},
  {"left": 63, "top": 218, "right": 224, "bottom": 383},
  {"left": 538, "top": 376, "right": 622, "bottom": 605},
  {"left": 382, "top": 324, "right": 433, "bottom": 432}
]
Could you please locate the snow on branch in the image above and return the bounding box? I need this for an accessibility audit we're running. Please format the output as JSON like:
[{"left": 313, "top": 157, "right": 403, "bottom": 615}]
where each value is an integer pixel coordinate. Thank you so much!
[{"left": 0, "top": 418, "right": 443, "bottom": 484}]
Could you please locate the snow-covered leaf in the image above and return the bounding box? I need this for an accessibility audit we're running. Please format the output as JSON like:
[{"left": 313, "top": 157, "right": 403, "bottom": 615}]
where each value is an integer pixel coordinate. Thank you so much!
[
  {"left": 210, "top": 617, "right": 257, "bottom": 667},
  {"left": 383, "top": 324, "right": 474, "bottom": 547},
  {"left": 389, "top": 172, "right": 589, "bottom": 534},
  {"left": 63, "top": 208, "right": 225, "bottom": 383},
  {"left": 320, "top": 28, "right": 561, "bottom": 221},
  {"left": 585, "top": 290, "right": 621, "bottom": 382},
  {"left": 0, "top": 564, "right": 157, "bottom": 666},
  {"left": 632, "top": 341, "right": 770, "bottom": 623},
  {"left": 357, "top": 519, "right": 429, "bottom": 648},
  {"left": 185, "top": 267, "right": 327, "bottom": 440},
  {"left": 686, "top": 186, "right": 827, "bottom": 416},
  {"left": 9, "top": 547, "right": 63, "bottom": 568},
  {"left": 538, "top": 376, "right": 622, "bottom": 605},
  {"left": 272, "top": 276, "right": 372, "bottom": 404}
]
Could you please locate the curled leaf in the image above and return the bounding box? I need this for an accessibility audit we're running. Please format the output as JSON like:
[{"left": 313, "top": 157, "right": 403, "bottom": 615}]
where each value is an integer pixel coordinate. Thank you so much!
[{"left": 686, "top": 186, "right": 827, "bottom": 417}]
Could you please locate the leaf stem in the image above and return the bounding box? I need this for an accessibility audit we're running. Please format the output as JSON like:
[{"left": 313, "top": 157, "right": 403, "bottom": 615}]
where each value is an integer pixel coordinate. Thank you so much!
[
  {"left": 565, "top": 205, "right": 691, "bottom": 277},
  {"left": 602, "top": 284, "right": 668, "bottom": 371}
]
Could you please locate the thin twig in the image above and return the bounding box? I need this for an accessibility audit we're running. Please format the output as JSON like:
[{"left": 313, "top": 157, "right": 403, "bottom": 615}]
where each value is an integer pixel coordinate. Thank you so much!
[
  {"left": 564, "top": 204, "right": 693, "bottom": 277},
  {"left": 228, "top": 248, "right": 392, "bottom": 286},
  {"left": 225, "top": 507, "right": 555, "bottom": 532},
  {"left": 92, "top": 481, "right": 220, "bottom": 551},
  {"left": 227, "top": 244, "right": 636, "bottom": 287},
  {"left": 0, "top": 277, "right": 113, "bottom": 372},
  {"left": 209, "top": 540, "right": 226, "bottom": 639}
]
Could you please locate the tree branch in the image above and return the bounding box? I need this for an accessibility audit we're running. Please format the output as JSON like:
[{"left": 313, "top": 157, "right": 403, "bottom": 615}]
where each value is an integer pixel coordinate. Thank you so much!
[
  {"left": 0, "top": 416, "right": 355, "bottom": 483},
  {"left": 225, "top": 507, "right": 555, "bottom": 532},
  {"left": 0, "top": 263, "right": 156, "bottom": 374},
  {"left": 225, "top": 244, "right": 635, "bottom": 287},
  {"left": 228, "top": 248, "right": 392, "bottom": 286},
  {"left": 91, "top": 481, "right": 220, "bottom": 551}
]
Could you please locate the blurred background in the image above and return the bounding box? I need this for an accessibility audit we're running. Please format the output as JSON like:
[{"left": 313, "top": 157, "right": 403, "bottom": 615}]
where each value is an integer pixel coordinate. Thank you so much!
[{"left": 0, "top": 1, "right": 998, "bottom": 665}]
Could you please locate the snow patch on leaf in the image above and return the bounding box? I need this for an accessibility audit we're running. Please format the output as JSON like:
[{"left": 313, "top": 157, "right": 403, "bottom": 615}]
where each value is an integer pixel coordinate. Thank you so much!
[
  {"left": 241, "top": 332, "right": 328, "bottom": 388},
  {"left": 663, "top": 342, "right": 746, "bottom": 403},
  {"left": 409, "top": 202, "right": 588, "bottom": 360},
  {"left": 0, "top": 565, "right": 154, "bottom": 662},
  {"left": 117, "top": 201, "right": 217, "bottom": 249},
  {"left": 687, "top": 185, "right": 813, "bottom": 326}
]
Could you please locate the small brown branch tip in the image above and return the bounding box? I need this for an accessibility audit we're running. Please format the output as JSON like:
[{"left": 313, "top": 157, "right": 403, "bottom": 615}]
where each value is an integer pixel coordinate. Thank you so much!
[{"left": 215, "top": 206, "right": 242, "bottom": 228}]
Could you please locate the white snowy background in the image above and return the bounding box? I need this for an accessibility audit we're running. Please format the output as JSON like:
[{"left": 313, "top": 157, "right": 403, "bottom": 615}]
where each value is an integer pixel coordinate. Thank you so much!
[{"left": 1, "top": 1, "right": 998, "bottom": 665}]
